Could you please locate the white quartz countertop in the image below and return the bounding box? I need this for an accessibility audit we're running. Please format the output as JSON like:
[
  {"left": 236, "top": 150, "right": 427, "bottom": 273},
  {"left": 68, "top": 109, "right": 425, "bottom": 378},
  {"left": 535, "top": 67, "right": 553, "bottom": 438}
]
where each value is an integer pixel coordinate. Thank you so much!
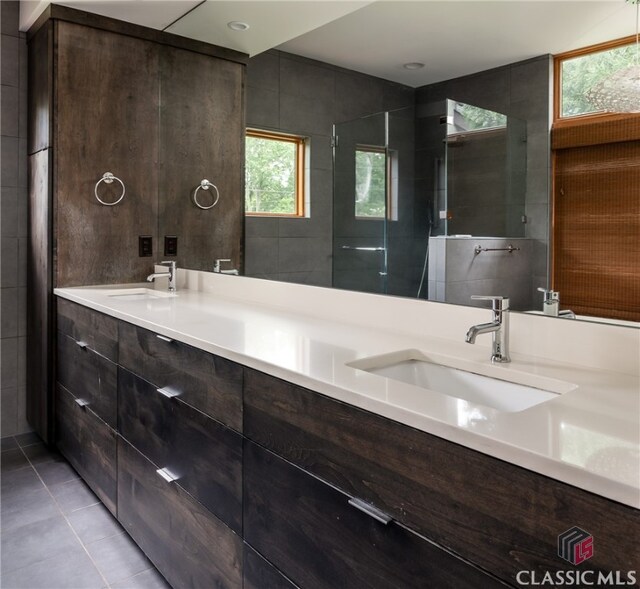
[{"left": 55, "top": 283, "right": 640, "bottom": 508}]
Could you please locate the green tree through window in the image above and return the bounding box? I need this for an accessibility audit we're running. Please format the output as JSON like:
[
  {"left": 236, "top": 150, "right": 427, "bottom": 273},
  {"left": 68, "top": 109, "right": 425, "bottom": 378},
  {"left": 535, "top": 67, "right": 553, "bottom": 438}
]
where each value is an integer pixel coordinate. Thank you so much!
[
  {"left": 355, "top": 149, "right": 386, "bottom": 218},
  {"left": 560, "top": 42, "right": 635, "bottom": 118},
  {"left": 245, "top": 131, "right": 305, "bottom": 216}
]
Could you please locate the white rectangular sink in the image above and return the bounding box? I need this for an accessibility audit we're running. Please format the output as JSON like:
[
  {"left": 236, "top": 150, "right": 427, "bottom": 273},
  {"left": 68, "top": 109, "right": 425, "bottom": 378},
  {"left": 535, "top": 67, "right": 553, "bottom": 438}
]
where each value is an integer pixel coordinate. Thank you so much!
[
  {"left": 348, "top": 349, "right": 577, "bottom": 413},
  {"left": 105, "top": 288, "right": 175, "bottom": 301}
]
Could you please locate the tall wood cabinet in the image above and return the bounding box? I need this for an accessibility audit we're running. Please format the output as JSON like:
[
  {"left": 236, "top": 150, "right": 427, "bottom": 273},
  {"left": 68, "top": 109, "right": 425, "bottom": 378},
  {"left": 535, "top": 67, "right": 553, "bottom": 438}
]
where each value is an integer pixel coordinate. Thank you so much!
[{"left": 27, "top": 6, "right": 247, "bottom": 442}]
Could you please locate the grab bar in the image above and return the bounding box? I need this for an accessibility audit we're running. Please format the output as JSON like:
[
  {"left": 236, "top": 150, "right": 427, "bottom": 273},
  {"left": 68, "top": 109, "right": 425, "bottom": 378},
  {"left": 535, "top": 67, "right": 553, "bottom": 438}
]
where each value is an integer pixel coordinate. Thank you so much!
[
  {"left": 340, "top": 246, "right": 386, "bottom": 252},
  {"left": 474, "top": 244, "right": 520, "bottom": 255}
]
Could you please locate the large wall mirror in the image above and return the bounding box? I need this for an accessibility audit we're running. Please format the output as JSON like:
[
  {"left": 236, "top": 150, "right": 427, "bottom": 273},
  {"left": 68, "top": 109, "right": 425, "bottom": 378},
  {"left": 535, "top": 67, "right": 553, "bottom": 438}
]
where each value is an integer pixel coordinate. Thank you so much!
[{"left": 167, "top": 1, "right": 639, "bottom": 327}]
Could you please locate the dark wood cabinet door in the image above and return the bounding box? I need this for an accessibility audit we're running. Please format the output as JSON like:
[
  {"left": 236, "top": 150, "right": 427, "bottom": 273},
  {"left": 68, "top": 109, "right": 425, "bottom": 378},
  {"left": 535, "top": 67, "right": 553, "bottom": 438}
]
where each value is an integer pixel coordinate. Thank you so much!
[
  {"left": 158, "top": 45, "right": 244, "bottom": 273},
  {"left": 57, "top": 332, "right": 117, "bottom": 428},
  {"left": 118, "top": 437, "right": 242, "bottom": 589},
  {"left": 119, "top": 322, "right": 242, "bottom": 431},
  {"left": 243, "top": 544, "right": 298, "bottom": 589},
  {"left": 244, "top": 368, "right": 640, "bottom": 586},
  {"left": 56, "top": 384, "right": 117, "bottom": 515},
  {"left": 57, "top": 298, "right": 118, "bottom": 362},
  {"left": 244, "top": 440, "right": 506, "bottom": 589},
  {"left": 118, "top": 367, "right": 242, "bottom": 533},
  {"left": 54, "top": 21, "right": 159, "bottom": 287}
]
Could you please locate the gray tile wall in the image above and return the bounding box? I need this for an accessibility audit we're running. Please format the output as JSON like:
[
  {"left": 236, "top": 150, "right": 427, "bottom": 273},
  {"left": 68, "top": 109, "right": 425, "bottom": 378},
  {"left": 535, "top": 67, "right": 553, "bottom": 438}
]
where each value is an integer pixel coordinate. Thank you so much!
[
  {"left": 415, "top": 55, "right": 553, "bottom": 309},
  {"left": 245, "top": 50, "right": 414, "bottom": 287},
  {"left": 1, "top": 1, "right": 30, "bottom": 436},
  {"left": 428, "top": 237, "right": 534, "bottom": 311}
]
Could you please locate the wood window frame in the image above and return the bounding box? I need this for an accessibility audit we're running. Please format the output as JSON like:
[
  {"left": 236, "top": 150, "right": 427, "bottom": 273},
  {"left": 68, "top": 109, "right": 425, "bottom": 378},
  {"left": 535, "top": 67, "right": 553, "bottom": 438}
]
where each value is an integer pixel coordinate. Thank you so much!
[
  {"left": 553, "top": 34, "right": 637, "bottom": 126},
  {"left": 245, "top": 129, "right": 306, "bottom": 218}
]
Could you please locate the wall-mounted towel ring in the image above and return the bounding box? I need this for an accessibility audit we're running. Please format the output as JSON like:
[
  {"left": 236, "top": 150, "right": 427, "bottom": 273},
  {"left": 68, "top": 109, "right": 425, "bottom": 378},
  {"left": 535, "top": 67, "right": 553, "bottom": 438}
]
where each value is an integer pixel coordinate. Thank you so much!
[
  {"left": 94, "top": 172, "right": 125, "bottom": 206},
  {"left": 193, "top": 179, "right": 220, "bottom": 210}
]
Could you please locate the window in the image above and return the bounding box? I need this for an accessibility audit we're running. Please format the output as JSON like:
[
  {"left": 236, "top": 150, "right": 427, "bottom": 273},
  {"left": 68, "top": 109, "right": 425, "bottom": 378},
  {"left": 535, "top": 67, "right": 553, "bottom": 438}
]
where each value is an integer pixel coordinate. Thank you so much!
[
  {"left": 355, "top": 147, "right": 387, "bottom": 218},
  {"left": 555, "top": 36, "right": 636, "bottom": 120},
  {"left": 245, "top": 130, "right": 305, "bottom": 217}
]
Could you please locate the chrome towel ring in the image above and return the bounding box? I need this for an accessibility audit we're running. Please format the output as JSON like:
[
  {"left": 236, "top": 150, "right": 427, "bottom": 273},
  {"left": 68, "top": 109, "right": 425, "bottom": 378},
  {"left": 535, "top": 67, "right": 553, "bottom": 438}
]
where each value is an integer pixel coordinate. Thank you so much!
[
  {"left": 193, "top": 179, "right": 220, "bottom": 210},
  {"left": 94, "top": 172, "right": 125, "bottom": 206}
]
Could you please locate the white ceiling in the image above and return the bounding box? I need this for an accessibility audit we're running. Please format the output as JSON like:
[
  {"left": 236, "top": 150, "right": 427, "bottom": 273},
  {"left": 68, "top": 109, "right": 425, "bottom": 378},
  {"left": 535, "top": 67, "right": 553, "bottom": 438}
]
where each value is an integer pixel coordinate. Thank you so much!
[
  {"left": 20, "top": 1, "right": 638, "bottom": 87},
  {"left": 279, "top": 1, "right": 638, "bottom": 87},
  {"left": 166, "top": 1, "right": 371, "bottom": 57}
]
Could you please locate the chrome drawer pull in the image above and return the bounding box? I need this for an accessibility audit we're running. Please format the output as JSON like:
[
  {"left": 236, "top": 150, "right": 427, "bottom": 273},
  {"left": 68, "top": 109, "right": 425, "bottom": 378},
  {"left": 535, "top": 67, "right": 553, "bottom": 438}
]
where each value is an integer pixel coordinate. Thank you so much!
[
  {"left": 74, "top": 398, "right": 89, "bottom": 408},
  {"left": 156, "top": 334, "right": 173, "bottom": 343},
  {"left": 76, "top": 340, "right": 88, "bottom": 350},
  {"left": 348, "top": 498, "right": 393, "bottom": 525},
  {"left": 157, "top": 387, "right": 180, "bottom": 399},
  {"left": 156, "top": 467, "right": 179, "bottom": 483}
]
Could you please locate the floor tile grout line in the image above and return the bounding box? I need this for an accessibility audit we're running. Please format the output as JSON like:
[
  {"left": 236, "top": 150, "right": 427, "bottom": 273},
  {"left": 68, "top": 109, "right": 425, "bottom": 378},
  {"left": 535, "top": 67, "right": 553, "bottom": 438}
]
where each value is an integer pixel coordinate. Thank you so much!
[{"left": 16, "top": 443, "right": 113, "bottom": 589}]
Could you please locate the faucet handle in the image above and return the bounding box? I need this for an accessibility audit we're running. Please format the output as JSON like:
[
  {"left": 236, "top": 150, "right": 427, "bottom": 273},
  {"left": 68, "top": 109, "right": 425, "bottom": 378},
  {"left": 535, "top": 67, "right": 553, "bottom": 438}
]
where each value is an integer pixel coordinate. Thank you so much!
[
  {"left": 537, "top": 287, "right": 559, "bottom": 302},
  {"left": 160, "top": 261, "right": 176, "bottom": 267},
  {"left": 470, "top": 295, "right": 510, "bottom": 311}
]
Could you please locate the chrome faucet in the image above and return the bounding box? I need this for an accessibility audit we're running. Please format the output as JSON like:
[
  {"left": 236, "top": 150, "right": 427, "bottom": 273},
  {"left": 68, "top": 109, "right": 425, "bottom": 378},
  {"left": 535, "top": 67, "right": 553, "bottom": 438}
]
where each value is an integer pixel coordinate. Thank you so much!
[
  {"left": 465, "top": 295, "right": 511, "bottom": 363},
  {"left": 537, "top": 287, "right": 575, "bottom": 319},
  {"left": 213, "top": 259, "right": 239, "bottom": 275},
  {"left": 146, "top": 261, "right": 177, "bottom": 292}
]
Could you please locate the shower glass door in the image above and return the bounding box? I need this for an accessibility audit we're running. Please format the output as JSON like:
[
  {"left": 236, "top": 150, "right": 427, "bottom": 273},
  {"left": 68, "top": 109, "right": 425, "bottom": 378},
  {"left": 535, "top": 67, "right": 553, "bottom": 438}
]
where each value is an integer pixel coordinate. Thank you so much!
[{"left": 332, "top": 112, "right": 388, "bottom": 294}]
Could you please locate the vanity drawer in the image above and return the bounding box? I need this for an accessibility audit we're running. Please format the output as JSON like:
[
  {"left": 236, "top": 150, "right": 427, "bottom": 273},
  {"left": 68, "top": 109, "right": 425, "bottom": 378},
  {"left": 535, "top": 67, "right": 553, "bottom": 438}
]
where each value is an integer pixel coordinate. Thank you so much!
[
  {"left": 119, "top": 322, "right": 242, "bottom": 431},
  {"left": 118, "top": 367, "right": 242, "bottom": 532},
  {"left": 243, "top": 544, "right": 298, "bottom": 589},
  {"left": 57, "top": 331, "right": 117, "bottom": 428},
  {"left": 56, "top": 384, "right": 117, "bottom": 515},
  {"left": 243, "top": 368, "right": 640, "bottom": 586},
  {"left": 57, "top": 298, "right": 118, "bottom": 362},
  {"left": 244, "top": 440, "right": 504, "bottom": 589},
  {"left": 117, "top": 437, "right": 243, "bottom": 589}
]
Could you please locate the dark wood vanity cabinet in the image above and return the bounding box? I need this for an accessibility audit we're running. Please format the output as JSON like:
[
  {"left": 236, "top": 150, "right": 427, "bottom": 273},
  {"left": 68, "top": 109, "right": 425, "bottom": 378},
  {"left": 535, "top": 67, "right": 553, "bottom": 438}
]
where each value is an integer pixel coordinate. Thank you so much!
[
  {"left": 244, "top": 440, "right": 505, "bottom": 589},
  {"left": 55, "top": 300, "right": 118, "bottom": 514},
  {"left": 54, "top": 299, "right": 639, "bottom": 589},
  {"left": 118, "top": 367, "right": 243, "bottom": 533},
  {"left": 56, "top": 384, "right": 118, "bottom": 515},
  {"left": 243, "top": 368, "right": 640, "bottom": 589},
  {"left": 118, "top": 322, "right": 243, "bottom": 431},
  {"left": 118, "top": 437, "right": 243, "bottom": 589}
]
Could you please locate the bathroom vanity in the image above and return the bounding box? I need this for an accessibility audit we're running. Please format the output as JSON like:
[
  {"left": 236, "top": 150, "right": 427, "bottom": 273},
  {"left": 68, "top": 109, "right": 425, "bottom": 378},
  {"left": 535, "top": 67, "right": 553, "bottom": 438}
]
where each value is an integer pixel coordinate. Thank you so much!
[{"left": 54, "top": 273, "right": 640, "bottom": 589}]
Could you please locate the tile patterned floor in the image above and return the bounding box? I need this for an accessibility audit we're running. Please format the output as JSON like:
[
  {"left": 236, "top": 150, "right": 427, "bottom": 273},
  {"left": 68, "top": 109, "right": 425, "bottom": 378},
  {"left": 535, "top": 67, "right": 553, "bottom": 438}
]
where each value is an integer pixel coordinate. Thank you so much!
[{"left": 0, "top": 434, "right": 171, "bottom": 589}]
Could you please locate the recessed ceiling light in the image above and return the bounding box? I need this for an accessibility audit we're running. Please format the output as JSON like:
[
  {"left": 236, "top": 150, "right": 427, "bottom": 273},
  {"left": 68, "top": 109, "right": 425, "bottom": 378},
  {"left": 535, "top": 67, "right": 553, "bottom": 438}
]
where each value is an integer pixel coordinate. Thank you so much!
[
  {"left": 403, "top": 62, "right": 425, "bottom": 70},
  {"left": 228, "top": 21, "right": 250, "bottom": 32}
]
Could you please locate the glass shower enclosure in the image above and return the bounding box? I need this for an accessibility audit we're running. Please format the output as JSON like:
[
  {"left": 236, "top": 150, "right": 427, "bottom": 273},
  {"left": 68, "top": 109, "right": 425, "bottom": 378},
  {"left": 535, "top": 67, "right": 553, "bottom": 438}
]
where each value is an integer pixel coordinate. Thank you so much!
[
  {"left": 332, "top": 100, "right": 527, "bottom": 302},
  {"left": 332, "top": 106, "right": 424, "bottom": 297}
]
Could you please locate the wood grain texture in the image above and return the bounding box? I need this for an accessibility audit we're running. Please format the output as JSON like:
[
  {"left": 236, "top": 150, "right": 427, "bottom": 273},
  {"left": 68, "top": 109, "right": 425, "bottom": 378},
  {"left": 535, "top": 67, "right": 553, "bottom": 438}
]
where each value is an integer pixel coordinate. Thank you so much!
[
  {"left": 57, "top": 298, "right": 118, "bottom": 362},
  {"left": 28, "top": 3, "right": 248, "bottom": 65},
  {"left": 27, "top": 21, "right": 52, "bottom": 154},
  {"left": 54, "top": 21, "right": 159, "bottom": 286},
  {"left": 27, "top": 149, "right": 53, "bottom": 443},
  {"left": 118, "top": 367, "right": 243, "bottom": 533},
  {"left": 553, "top": 140, "right": 640, "bottom": 321},
  {"left": 244, "top": 440, "right": 508, "bottom": 589},
  {"left": 119, "top": 322, "right": 243, "bottom": 431},
  {"left": 56, "top": 384, "right": 117, "bottom": 514},
  {"left": 552, "top": 115, "right": 640, "bottom": 149},
  {"left": 158, "top": 45, "right": 245, "bottom": 273},
  {"left": 243, "top": 544, "right": 298, "bottom": 589},
  {"left": 56, "top": 332, "right": 117, "bottom": 428},
  {"left": 117, "top": 437, "right": 243, "bottom": 589},
  {"left": 243, "top": 368, "right": 640, "bottom": 588}
]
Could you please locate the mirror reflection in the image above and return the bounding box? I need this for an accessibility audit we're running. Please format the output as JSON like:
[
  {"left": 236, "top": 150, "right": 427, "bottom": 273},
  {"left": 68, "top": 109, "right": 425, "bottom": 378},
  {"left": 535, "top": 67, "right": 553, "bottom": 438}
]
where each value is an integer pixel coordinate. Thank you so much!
[{"left": 243, "top": 50, "right": 558, "bottom": 313}]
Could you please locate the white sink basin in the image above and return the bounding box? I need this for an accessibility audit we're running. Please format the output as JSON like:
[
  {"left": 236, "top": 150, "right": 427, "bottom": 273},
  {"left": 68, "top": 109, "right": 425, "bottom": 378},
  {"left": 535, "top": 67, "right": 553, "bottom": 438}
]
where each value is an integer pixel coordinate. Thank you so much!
[
  {"left": 348, "top": 349, "right": 577, "bottom": 413},
  {"left": 105, "top": 288, "right": 175, "bottom": 301}
]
